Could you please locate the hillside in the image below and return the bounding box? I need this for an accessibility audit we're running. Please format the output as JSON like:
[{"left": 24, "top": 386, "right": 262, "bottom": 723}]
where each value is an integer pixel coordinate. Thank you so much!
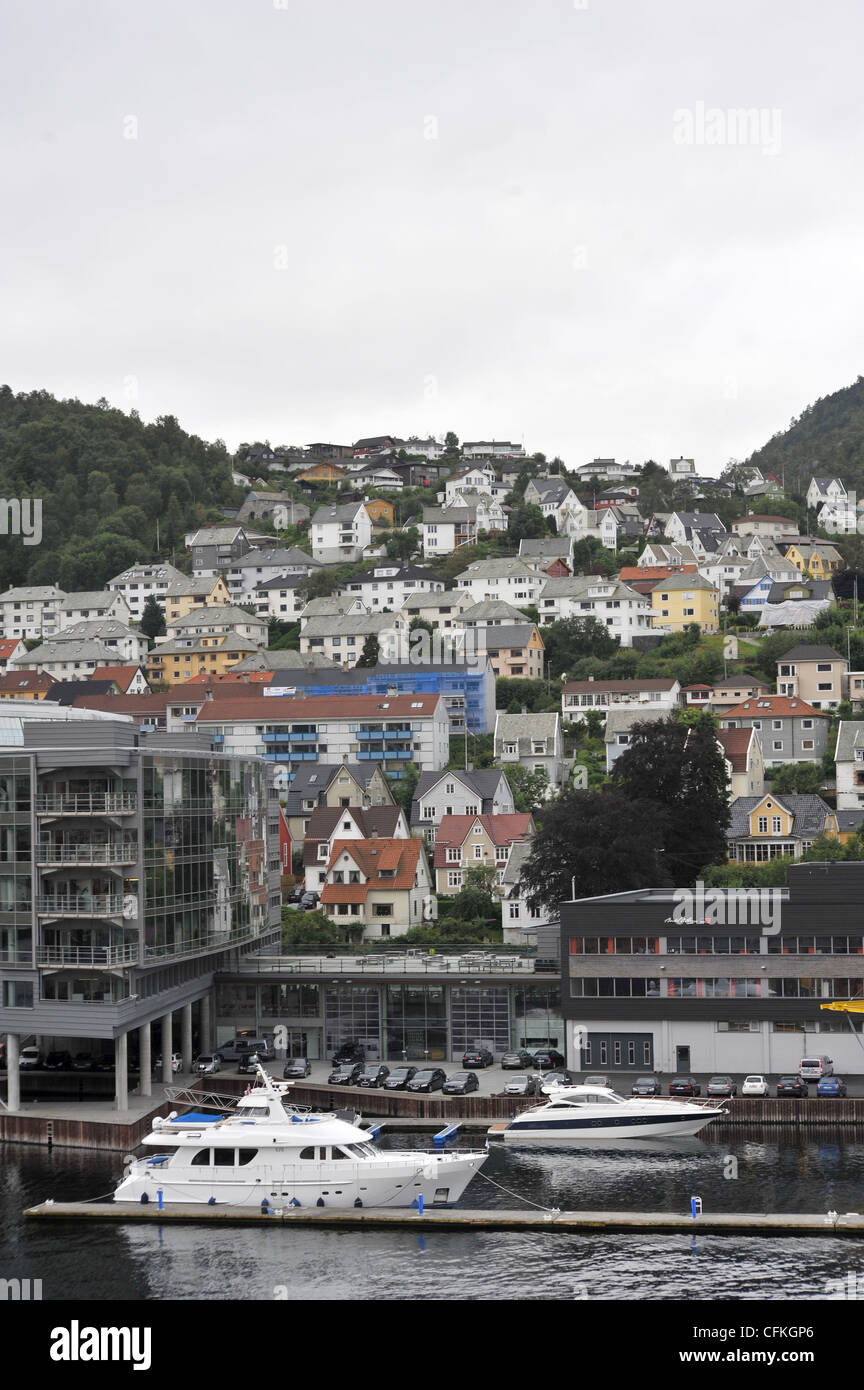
[
  {"left": 0, "top": 386, "right": 241, "bottom": 592},
  {"left": 746, "top": 375, "right": 864, "bottom": 495}
]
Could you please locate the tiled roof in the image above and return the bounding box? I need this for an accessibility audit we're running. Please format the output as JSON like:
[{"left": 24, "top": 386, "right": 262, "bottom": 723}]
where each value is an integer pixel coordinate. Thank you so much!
[
  {"left": 433, "top": 813, "right": 534, "bottom": 863},
  {"left": 717, "top": 726, "right": 756, "bottom": 772},
  {"left": 324, "top": 837, "right": 423, "bottom": 892},
  {"left": 723, "top": 695, "right": 827, "bottom": 720},
  {"left": 194, "top": 692, "right": 441, "bottom": 722}
]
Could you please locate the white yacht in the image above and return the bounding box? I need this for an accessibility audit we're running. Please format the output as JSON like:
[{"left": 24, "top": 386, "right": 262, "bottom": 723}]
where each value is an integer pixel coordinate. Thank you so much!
[
  {"left": 501, "top": 1084, "right": 726, "bottom": 1141},
  {"left": 113, "top": 1065, "right": 488, "bottom": 1209}
]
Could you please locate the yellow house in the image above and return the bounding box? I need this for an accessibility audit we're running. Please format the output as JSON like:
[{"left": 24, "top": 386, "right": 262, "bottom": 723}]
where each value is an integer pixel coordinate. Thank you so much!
[
  {"left": 649, "top": 573, "right": 719, "bottom": 633},
  {"left": 164, "top": 575, "right": 232, "bottom": 624},
  {"left": 727, "top": 792, "right": 839, "bottom": 862},
  {"left": 146, "top": 633, "right": 259, "bottom": 684},
  {"left": 783, "top": 542, "right": 842, "bottom": 578},
  {"left": 363, "top": 499, "right": 395, "bottom": 528}
]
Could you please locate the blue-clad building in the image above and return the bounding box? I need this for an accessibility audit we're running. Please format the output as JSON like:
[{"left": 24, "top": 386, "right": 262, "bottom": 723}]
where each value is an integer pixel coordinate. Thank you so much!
[{"left": 267, "top": 662, "right": 496, "bottom": 733}]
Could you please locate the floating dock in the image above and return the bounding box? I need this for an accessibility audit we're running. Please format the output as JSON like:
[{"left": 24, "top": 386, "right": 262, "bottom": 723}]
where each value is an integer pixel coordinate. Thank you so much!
[{"left": 22, "top": 1201, "right": 864, "bottom": 1237}]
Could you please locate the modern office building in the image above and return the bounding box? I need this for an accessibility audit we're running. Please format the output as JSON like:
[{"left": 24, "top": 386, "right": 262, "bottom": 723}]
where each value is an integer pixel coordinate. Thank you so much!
[
  {"left": 0, "top": 702, "right": 281, "bottom": 1110},
  {"left": 560, "top": 862, "right": 864, "bottom": 1076}
]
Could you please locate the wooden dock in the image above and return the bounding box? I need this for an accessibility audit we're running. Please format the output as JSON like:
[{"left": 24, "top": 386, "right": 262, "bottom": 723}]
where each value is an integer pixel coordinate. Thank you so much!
[{"left": 22, "top": 1200, "right": 864, "bottom": 1237}]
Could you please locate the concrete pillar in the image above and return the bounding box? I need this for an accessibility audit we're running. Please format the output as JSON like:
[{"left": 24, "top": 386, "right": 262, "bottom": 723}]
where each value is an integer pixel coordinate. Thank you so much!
[
  {"left": 181, "top": 1002, "right": 193, "bottom": 1074},
  {"left": 114, "top": 1031, "right": 128, "bottom": 1111},
  {"left": 200, "top": 994, "right": 212, "bottom": 1054},
  {"left": 138, "top": 1021, "right": 151, "bottom": 1098},
  {"left": 5, "top": 1033, "right": 20, "bottom": 1111},
  {"left": 160, "top": 1012, "right": 173, "bottom": 1084}
]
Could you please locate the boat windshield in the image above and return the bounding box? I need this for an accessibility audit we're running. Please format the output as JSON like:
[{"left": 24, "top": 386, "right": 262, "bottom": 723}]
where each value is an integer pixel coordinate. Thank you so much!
[{"left": 549, "top": 1090, "right": 626, "bottom": 1107}]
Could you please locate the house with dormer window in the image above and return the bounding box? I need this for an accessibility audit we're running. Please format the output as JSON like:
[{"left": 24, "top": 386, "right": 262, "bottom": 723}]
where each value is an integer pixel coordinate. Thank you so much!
[
  {"left": 727, "top": 793, "right": 838, "bottom": 862},
  {"left": 432, "top": 813, "right": 535, "bottom": 893},
  {"left": 410, "top": 768, "right": 516, "bottom": 842},
  {"left": 720, "top": 695, "right": 830, "bottom": 766},
  {"left": 318, "top": 837, "right": 433, "bottom": 940},
  {"left": 303, "top": 804, "right": 409, "bottom": 892},
  {"left": 494, "top": 712, "right": 563, "bottom": 786}
]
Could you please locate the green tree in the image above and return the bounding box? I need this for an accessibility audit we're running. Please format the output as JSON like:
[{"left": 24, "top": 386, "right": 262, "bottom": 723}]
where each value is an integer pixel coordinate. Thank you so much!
[
  {"left": 543, "top": 616, "right": 620, "bottom": 677},
  {"left": 386, "top": 761, "right": 419, "bottom": 814},
  {"left": 500, "top": 764, "right": 548, "bottom": 813},
  {"left": 139, "top": 594, "right": 165, "bottom": 640},
  {"left": 613, "top": 713, "right": 731, "bottom": 883},
  {"left": 521, "top": 788, "right": 669, "bottom": 911},
  {"left": 356, "top": 633, "right": 380, "bottom": 667},
  {"left": 767, "top": 762, "right": 825, "bottom": 795}
]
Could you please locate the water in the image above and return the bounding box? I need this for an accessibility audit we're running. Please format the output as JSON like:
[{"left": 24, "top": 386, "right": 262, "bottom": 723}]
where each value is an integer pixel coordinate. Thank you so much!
[{"left": 2, "top": 1128, "right": 863, "bottom": 1301}]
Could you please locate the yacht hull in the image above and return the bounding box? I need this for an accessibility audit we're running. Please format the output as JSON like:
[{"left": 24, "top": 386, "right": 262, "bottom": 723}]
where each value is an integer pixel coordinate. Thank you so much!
[
  {"left": 503, "top": 1109, "right": 723, "bottom": 1141},
  {"left": 113, "top": 1152, "right": 486, "bottom": 1209}
]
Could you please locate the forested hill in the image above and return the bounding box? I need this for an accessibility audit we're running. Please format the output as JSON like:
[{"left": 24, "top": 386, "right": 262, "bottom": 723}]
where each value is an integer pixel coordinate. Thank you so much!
[
  {"left": 746, "top": 374, "right": 864, "bottom": 494},
  {"left": 0, "top": 386, "right": 240, "bottom": 591}
]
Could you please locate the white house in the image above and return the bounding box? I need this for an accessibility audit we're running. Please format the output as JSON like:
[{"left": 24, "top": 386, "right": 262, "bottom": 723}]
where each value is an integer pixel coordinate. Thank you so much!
[
  {"left": 310, "top": 503, "right": 373, "bottom": 563},
  {"left": 537, "top": 575, "right": 652, "bottom": 646},
  {"left": 341, "top": 565, "right": 445, "bottom": 612},
  {"left": 0, "top": 586, "right": 65, "bottom": 640},
  {"left": 806, "top": 476, "right": 847, "bottom": 511},
  {"left": 421, "top": 496, "right": 507, "bottom": 556},
  {"left": 454, "top": 557, "right": 545, "bottom": 608},
  {"left": 55, "top": 590, "right": 133, "bottom": 632},
  {"left": 107, "top": 563, "right": 186, "bottom": 621}
]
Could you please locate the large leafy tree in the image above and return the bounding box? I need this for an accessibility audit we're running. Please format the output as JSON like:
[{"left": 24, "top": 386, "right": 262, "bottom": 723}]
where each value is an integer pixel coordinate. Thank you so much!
[
  {"left": 522, "top": 788, "right": 669, "bottom": 911},
  {"left": 543, "top": 616, "right": 620, "bottom": 677},
  {"left": 612, "top": 714, "right": 730, "bottom": 883}
]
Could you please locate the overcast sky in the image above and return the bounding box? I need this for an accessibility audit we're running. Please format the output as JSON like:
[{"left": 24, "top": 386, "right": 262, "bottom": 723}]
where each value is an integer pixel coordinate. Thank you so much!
[{"left": 2, "top": 0, "right": 862, "bottom": 472}]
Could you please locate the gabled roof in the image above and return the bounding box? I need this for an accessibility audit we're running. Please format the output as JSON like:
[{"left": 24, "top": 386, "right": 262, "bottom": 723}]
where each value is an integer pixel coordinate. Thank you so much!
[
  {"left": 603, "top": 708, "right": 671, "bottom": 741},
  {"left": 302, "top": 806, "right": 406, "bottom": 863},
  {"left": 165, "top": 576, "right": 227, "bottom": 597},
  {"left": 717, "top": 726, "right": 758, "bottom": 772},
  {"left": 728, "top": 794, "right": 834, "bottom": 839},
  {"left": 60, "top": 590, "right": 123, "bottom": 609},
  {"left": 0, "top": 670, "right": 56, "bottom": 693},
  {"left": 432, "top": 813, "right": 534, "bottom": 864},
  {"left": 834, "top": 721, "right": 864, "bottom": 762},
  {"left": 322, "top": 837, "right": 423, "bottom": 896},
  {"left": 281, "top": 762, "right": 391, "bottom": 815},
  {"left": 494, "top": 712, "right": 560, "bottom": 753}
]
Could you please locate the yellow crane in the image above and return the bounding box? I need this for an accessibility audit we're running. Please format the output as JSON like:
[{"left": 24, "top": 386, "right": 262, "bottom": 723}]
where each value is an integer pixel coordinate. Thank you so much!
[{"left": 820, "top": 1002, "right": 864, "bottom": 1013}]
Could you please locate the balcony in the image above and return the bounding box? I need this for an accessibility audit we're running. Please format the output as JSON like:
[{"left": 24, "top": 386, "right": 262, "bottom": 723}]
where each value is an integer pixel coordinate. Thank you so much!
[
  {"left": 37, "top": 894, "right": 125, "bottom": 917},
  {"left": 35, "top": 793, "right": 137, "bottom": 816},
  {"left": 37, "top": 843, "right": 137, "bottom": 866},
  {"left": 37, "top": 943, "right": 139, "bottom": 968}
]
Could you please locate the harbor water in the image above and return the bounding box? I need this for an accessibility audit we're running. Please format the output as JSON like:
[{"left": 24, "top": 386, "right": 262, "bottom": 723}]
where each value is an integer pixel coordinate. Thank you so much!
[{"left": 3, "top": 1127, "right": 864, "bottom": 1301}]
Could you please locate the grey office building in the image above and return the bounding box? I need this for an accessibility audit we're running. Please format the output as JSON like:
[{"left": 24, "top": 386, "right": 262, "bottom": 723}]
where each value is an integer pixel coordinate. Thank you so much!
[{"left": 0, "top": 702, "right": 281, "bottom": 1108}]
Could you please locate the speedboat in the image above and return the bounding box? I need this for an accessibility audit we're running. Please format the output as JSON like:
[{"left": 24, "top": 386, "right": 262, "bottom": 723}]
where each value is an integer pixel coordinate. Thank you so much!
[
  {"left": 501, "top": 1083, "right": 726, "bottom": 1141},
  {"left": 114, "top": 1064, "right": 487, "bottom": 1208}
]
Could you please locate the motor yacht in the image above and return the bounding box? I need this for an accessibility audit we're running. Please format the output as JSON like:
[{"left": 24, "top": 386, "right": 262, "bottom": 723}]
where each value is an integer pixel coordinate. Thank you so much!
[
  {"left": 113, "top": 1064, "right": 487, "bottom": 1208},
  {"left": 501, "top": 1083, "right": 726, "bottom": 1141}
]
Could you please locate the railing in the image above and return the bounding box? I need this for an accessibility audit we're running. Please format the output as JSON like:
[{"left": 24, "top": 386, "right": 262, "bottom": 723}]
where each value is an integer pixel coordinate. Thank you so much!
[
  {"left": 141, "top": 924, "right": 273, "bottom": 962},
  {"left": 37, "top": 894, "right": 125, "bottom": 916},
  {"left": 37, "top": 944, "right": 139, "bottom": 967},
  {"left": 35, "top": 794, "right": 137, "bottom": 815},
  {"left": 37, "top": 843, "right": 137, "bottom": 865},
  {"left": 0, "top": 949, "right": 33, "bottom": 965},
  {"left": 234, "top": 954, "right": 538, "bottom": 976}
]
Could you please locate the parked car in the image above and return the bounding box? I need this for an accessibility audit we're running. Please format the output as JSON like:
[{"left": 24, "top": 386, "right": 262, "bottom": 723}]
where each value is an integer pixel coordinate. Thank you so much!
[
  {"left": 154, "top": 1052, "right": 182, "bottom": 1074},
  {"left": 706, "top": 1075, "right": 737, "bottom": 1098},
  {"left": 328, "top": 1063, "right": 364, "bottom": 1085},
  {"left": 631, "top": 1076, "right": 662, "bottom": 1096},
  {"left": 531, "top": 1049, "right": 566, "bottom": 1070},
  {"left": 539, "top": 1071, "right": 573, "bottom": 1092},
  {"left": 382, "top": 1066, "right": 418, "bottom": 1090},
  {"left": 18, "top": 1046, "right": 42, "bottom": 1069},
  {"left": 500, "top": 1050, "right": 533, "bottom": 1070},
  {"left": 237, "top": 1054, "right": 262, "bottom": 1074},
  {"left": 777, "top": 1076, "right": 808, "bottom": 1098},
  {"left": 331, "top": 1043, "right": 365, "bottom": 1066},
  {"left": 299, "top": 892, "right": 320, "bottom": 911},
  {"left": 461, "top": 1048, "right": 493, "bottom": 1069},
  {"left": 817, "top": 1076, "right": 848, "bottom": 1097},
  {"left": 442, "top": 1070, "right": 479, "bottom": 1095},
  {"left": 285, "top": 884, "right": 305, "bottom": 904},
  {"left": 799, "top": 1056, "right": 833, "bottom": 1080},
  {"left": 742, "top": 1075, "right": 769, "bottom": 1097},
  {"left": 72, "top": 1052, "right": 96, "bottom": 1072},
  {"left": 195, "top": 1054, "right": 221, "bottom": 1075},
  {"left": 668, "top": 1077, "right": 701, "bottom": 1097},
  {"left": 357, "top": 1064, "right": 390, "bottom": 1088},
  {"left": 93, "top": 1055, "right": 115, "bottom": 1072},
  {"left": 43, "top": 1051, "right": 74, "bottom": 1070},
  {"left": 584, "top": 1074, "right": 610, "bottom": 1088},
  {"left": 406, "top": 1068, "right": 446, "bottom": 1093},
  {"left": 282, "top": 1057, "right": 312, "bottom": 1079},
  {"left": 503, "top": 1073, "right": 538, "bottom": 1097}
]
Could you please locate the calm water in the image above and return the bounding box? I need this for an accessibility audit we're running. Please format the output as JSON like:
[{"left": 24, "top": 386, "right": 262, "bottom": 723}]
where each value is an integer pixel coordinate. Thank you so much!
[{"left": 2, "top": 1128, "right": 863, "bottom": 1301}]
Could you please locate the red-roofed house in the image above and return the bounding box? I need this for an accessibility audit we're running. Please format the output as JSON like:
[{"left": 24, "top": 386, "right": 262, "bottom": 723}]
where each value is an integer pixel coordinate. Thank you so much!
[
  {"left": 433, "top": 813, "right": 535, "bottom": 893},
  {"left": 318, "top": 837, "right": 434, "bottom": 940},
  {"left": 94, "top": 665, "right": 150, "bottom": 694},
  {"left": 303, "top": 804, "right": 410, "bottom": 892},
  {"left": 719, "top": 694, "right": 830, "bottom": 766},
  {"left": 717, "top": 726, "right": 765, "bottom": 800},
  {"left": 0, "top": 638, "right": 27, "bottom": 671}
]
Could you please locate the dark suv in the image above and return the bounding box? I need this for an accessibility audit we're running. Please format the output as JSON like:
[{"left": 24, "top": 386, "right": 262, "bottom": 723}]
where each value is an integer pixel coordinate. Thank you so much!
[
  {"left": 461, "top": 1047, "right": 494, "bottom": 1069},
  {"left": 531, "top": 1049, "right": 566, "bottom": 1070},
  {"left": 357, "top": 1064, "right": 390, "bottom": 1088},
  {"left": 331, "top": 1043, "right": 365, "bottom": 1066},
  {"left": 407, "top": 1068, "right": 447, "bottom": 1093}
]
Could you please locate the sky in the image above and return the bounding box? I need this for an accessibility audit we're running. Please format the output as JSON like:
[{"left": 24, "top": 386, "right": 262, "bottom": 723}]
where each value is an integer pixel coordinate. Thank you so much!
[{"left": 2, "top": 0, "right": 862, "bottom": 473}]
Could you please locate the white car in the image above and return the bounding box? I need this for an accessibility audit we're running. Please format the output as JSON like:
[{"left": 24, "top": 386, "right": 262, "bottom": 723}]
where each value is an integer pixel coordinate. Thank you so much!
[
  {"left": 19, "top": 1046, "right": 41, "bottom": 1069},
  {"left": 155, "top": 1052, "right": 182, "bottom": 1074},
  {"left": 741, "top": 1074, "right": 769, "bottom": 1096}
]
